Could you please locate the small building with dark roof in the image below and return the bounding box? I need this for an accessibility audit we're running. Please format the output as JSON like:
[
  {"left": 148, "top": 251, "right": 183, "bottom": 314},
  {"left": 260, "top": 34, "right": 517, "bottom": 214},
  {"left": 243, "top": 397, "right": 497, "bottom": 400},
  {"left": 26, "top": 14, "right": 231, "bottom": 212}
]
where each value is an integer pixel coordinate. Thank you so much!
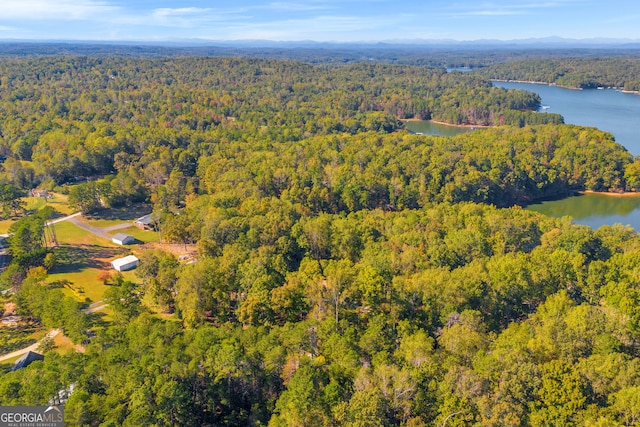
[
  {"left": 133, "top": 214, "right": 154, "bottom": 230},
  {"left": 31, "top": 189, "right": 51, "bottom": 198},
  {"left": 12, "top": 351, "right": 44, "bottom": 371}
]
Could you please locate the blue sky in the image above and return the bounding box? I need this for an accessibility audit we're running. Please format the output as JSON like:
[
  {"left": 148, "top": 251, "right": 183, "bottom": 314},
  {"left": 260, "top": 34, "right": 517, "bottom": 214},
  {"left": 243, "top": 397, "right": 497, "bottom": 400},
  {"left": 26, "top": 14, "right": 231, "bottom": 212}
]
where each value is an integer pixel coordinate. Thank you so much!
[{"left": 0, "top": 0, "right": 638, "bottom": 42}]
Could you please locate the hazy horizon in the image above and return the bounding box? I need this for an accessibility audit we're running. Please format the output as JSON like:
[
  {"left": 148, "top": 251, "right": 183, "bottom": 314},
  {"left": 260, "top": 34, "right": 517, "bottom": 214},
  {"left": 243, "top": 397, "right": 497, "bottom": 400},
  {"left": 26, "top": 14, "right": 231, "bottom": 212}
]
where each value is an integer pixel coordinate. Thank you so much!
[{"left": 1, "top": 0, "right": 639, "bottom": 43}]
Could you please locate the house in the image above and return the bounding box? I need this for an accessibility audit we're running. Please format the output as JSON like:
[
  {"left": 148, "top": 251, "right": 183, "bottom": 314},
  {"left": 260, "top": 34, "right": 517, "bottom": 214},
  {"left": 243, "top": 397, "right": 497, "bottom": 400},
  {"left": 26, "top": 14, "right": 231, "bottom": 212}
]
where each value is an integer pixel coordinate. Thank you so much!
[
  {"left": 111, "top": 255, "right": 139, "bottom": 272},
  {"left": 12, "top": 351, "right": 44, "bottom": 371},
  {"left": 133, "top": 214, "right": 154, "bottom": 230},
  {"left": 1, "top": 315, "right": 20, "bottom": 327},
  {"left": 112, "top": 233, "right": 135, "bottom": 246},
  {"left": 30, "top": 189, "right": 50, "bottom": 198}
]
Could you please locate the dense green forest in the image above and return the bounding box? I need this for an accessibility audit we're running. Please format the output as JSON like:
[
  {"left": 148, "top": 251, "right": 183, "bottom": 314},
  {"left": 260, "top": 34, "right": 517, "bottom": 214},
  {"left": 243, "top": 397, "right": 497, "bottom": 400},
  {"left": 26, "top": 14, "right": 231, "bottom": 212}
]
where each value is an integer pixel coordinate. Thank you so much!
[
  {"left": 1, "top": 54, "right": 640, "bottom": 426},
  {"left": 476, "top": 57, "right": 640, "bottom": 91},
  {"left": 0, "top": 56, "right": 566, "bottom": 190},
  {"left": 5, "top": 204, "right": 640, "bottom": 426},
  {"left": 1, "top": 43, "right": 639, "bottom": 69}
]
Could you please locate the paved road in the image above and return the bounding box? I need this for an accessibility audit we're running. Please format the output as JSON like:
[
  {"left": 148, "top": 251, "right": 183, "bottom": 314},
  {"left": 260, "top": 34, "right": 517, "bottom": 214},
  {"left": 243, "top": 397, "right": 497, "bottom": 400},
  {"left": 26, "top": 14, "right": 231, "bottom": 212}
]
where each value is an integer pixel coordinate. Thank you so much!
[
  {"left": 67, "top": 217, "right": 111, "bottom": 239},
  {"left": 0, "top": 301, "right": 109, "bottom": 362},
  {"left": 103, "top": 223, "right": 133, "bottom": 232},
  {"left": 0, "top": 212, "right": 120, "bottom": 362},
  {"left": 84, "top": 300, "right": 109, "bottom": 314},
  {"left": 46, "top": 212, "right": 82, "bottom": 225}
]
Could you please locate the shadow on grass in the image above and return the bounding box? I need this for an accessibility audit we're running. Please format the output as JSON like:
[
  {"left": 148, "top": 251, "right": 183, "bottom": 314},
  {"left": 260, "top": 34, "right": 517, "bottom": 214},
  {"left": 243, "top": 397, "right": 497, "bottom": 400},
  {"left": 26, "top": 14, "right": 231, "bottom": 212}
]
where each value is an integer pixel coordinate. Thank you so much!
[
  {"left": 48, "top": 279, "right": 69, "bottom": 289},
  {"left": 89, "top": 204, "right": 152, "bottom": 222},
  {"left": 42, "top": 210, "right": 66, "bottom": 220},
  {"left": 86, "top": 310, "right": 111, "bottom": 329},
  {"left": 50, "top": 244, "right": 129, "bottom": 274}
]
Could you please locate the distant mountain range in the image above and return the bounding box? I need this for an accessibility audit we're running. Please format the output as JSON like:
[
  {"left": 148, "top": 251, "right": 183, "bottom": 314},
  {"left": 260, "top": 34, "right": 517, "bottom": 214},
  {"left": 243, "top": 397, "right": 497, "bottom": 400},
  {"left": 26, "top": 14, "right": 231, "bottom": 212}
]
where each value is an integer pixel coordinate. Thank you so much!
[
  {"left": 1, "top": 37, "right": 640, "bottom": 50},
  {"left": 0, "top": 38, "right": 638, "bottom": 66}
]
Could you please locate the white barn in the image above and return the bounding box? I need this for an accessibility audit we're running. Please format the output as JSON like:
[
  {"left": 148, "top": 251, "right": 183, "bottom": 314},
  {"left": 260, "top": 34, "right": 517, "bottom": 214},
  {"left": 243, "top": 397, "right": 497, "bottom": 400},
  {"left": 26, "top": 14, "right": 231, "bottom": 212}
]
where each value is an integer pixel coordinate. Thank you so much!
[
  {"left": 111, "top": 255, "right": 139, "bottom": 272},
  {"left": 112, "top": 233, "right": 135, "bottom": 245}
]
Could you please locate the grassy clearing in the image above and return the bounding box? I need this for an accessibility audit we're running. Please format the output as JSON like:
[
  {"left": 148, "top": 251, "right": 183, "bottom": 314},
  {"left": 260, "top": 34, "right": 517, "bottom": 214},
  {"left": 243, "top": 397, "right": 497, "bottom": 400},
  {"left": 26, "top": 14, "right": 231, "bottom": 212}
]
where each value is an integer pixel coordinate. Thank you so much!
[
  {"left": 1, "top": 355, "right": 20, "bottom": 365},
  {"left": 48, "top": 221, "right": 133, "bottom": 304},
  {"left": 0, "top": 193, "right": 73, "bottom": 234},
  {"left": 108, "top": 226, "right": 160, "bottom": 244},
  {"left": 54, "top": 268, "right": 108, "bottom": 304},
  {"left": 25, "top": 193, "right": 74, "bottom": 217},
  {"left": 89, "top": 305, "right": 114, "bottom": 321},
  {"left": 52, "top": 221, "right": 111, "bottom": 246},
  {"left": 85, "top": 204, "right": 152, "bottom": 223},
  {"left": 80, "top": 217, "right": 132, "bottom": 228},
  {"left": 52, "top": 332, "right": 78, "bottom": 355},
  {"left": 0, "top": 220, "right": 12, "bottom": 235}
]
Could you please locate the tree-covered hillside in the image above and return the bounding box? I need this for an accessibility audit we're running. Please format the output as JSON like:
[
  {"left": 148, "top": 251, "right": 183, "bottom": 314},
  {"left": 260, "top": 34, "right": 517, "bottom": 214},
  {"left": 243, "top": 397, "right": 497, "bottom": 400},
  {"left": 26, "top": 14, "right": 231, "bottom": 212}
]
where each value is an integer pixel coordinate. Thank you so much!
[
  {"left": 4, "top": 203, "right": 640, "bottom": 426},
  {"left": 0, "top": 56, "right": 563, "bottom": 187},
  {"left": 0, "top": 55, "right": 639, "bottom": 426},
  {"left": 476, "top": 57, "right": 640, "bottom": 91}
]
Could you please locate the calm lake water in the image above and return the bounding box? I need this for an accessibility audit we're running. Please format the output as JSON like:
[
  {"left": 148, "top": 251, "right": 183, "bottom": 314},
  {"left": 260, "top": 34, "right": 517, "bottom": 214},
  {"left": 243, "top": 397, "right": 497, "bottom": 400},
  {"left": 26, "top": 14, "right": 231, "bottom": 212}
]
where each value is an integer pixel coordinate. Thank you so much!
[
  {"left": 493, "top": 81, "right": 640, "bottom": 154},
  {"left": 493, "top": 81, "right": 640, "bottom": 230},
  {"left": 527, "top": 194, "right": 640, "bottom": 231},
  {"left": 404, "top": 120, "right": 470, "bottom": 137}
]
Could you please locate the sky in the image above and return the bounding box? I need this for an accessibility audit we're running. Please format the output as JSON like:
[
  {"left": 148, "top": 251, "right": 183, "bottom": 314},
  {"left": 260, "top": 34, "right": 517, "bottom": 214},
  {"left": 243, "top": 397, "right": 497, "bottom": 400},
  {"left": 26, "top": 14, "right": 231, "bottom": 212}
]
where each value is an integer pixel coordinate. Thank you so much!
[{"left": 0, "top": 0, "right": 639, "bottom": 43}]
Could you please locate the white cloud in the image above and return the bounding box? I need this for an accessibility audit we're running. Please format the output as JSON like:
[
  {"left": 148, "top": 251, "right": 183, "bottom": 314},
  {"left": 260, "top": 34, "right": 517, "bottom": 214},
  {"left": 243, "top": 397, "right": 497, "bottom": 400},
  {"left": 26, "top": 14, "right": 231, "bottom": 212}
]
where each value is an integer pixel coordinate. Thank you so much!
[
  {"left": 443, "top": 0, "right": 587, "bottom": 18},
  {"left": 148, "top": 6, "right": 251, "bottom": 29},
  {"left": 216, "top": 14, "right": 392, "bottom": 41},
  {"left": 1, "top": 0, "right": 119, "bottom": 20},
  {"left": 152, "top": 7, "right": 214, "bottom": 18}
]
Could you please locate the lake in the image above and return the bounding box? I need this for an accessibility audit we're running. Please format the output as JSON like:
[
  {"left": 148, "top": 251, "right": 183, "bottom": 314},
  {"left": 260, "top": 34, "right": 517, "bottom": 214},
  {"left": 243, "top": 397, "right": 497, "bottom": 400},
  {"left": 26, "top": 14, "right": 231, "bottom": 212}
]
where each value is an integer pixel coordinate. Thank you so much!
[
  {"left": 493, "top": 81, "right": 640, "bottom": 154},
  {"left": 527, "top": 193, "right": 640, "bottom": 231},
  {"left": 403, "top": 120, "right": 471, "bottom": 137},
  {"left": 493, "top": 81, "right": 640, "bottom": 230}
]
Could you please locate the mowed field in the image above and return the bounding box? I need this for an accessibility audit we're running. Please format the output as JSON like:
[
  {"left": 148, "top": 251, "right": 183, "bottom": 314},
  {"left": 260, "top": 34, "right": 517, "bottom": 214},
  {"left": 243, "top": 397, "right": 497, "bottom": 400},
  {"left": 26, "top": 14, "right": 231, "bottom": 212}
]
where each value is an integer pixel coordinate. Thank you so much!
[
  {"left": 2, "top": 196, "right": 161, "bottom": 306},
  {"left": 48, "top": 220, "right": 138, "bottom": 304},
  {"left": 0, "top": 193, "right": 74, "bottom": 234}
]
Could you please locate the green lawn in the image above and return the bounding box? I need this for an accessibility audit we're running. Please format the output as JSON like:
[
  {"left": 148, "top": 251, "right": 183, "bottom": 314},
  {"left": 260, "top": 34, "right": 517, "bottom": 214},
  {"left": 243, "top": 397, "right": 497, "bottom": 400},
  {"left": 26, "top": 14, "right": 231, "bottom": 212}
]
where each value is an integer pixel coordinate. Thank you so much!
[
  {"left": 25, "top": 193, "right": 74, "bottom": 217},
  {"left": 48, "top": 221, "right": 136, "bottom": 304},
  {"left": 0, "top": 192, "right": 74, "bottom": 234},
  {"left": 0, "top": 220, "right": 12, "bottom": 235},
  {"left": 108, "top": 225, "right": 160, "bottom": 244},
  {"left": 52, "top": 221, "right": 112, "bottom": 246},
  {"left": 84, "top": 204, "right": 152, "bottom": 223},
  {"left": 0, "top": 356, "right": 21, "bottom": 372},
  {"left": 81, "top": 217, "right": 133, "bottom": 228}
]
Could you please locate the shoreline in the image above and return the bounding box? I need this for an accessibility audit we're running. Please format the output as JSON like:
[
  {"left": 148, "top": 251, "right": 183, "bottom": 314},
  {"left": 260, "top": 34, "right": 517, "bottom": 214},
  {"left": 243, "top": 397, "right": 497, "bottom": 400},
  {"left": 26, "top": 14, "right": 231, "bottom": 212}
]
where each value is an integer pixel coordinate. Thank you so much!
[
  {"left": 492, "top": 79, "right": 640, "bottom": 96},
  {"left": 429, "top": 119, "right": 494, "bottom": 129},
  {"left": 525, "top": 189, "right": 640, "bottom": 207},
  {"left": 491, "top": 79, "right": 581, "bottom": 90},
  {"left": 401, "top": 118, "right": 495, "bottom": 129},
  {"left": 580, "top": 190, "right": 640, "bottom": 197}
]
